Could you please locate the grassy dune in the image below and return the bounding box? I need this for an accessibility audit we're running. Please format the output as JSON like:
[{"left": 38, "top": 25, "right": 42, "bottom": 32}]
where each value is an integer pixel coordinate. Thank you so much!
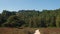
[{"left": 0, "top": 27, "right": 60, "bottom": 34}]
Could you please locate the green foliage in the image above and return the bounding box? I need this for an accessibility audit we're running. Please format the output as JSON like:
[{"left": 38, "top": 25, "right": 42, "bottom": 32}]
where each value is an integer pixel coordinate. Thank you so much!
[{"left": 0, "top": 9, "right": 60, "bottom": 28}]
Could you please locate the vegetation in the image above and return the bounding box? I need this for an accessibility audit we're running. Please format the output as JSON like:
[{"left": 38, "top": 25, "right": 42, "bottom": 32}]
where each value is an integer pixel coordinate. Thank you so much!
[{"left": 0, "top": 8, "right": 60, "bottom": 28}]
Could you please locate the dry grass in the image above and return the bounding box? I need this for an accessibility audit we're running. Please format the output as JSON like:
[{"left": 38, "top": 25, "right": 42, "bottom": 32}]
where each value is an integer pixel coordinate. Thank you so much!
[{"left": 0, "top": 27, "right": 60, "bottom": 34}]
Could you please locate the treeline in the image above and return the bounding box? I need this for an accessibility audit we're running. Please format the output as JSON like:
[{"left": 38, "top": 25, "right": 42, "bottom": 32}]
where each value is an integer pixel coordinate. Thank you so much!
[{"left": 0, "top": 9, "right": 60, "bottom": 28}]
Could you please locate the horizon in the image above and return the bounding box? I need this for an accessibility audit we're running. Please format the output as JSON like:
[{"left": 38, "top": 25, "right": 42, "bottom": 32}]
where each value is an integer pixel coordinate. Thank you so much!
[
  {"left": 0, "top": 8, "right": 60, "bottom": 13},
  {"left": 0, "top": 0, "right": 60, "bottom": 13}
]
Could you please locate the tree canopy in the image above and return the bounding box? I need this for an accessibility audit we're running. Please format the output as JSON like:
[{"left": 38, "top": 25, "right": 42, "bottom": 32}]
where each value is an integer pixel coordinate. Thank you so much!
[{"left": 0, "top": 9, "right": 60, "bottom": 28}]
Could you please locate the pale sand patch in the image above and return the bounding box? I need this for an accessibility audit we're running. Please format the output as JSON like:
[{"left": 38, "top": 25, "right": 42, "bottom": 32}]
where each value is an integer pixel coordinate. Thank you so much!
[{"left": 34, "top": 29, "right": 41, "bottom": 34}]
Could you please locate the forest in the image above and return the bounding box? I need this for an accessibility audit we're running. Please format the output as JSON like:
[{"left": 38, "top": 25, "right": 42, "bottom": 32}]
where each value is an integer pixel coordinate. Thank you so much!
[{"left": 0, "top": 8, "right": 60, "bottom": 28}]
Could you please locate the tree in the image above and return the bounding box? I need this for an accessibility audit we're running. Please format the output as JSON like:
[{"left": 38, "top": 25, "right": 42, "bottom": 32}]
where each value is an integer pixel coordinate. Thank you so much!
[{"left": 2, "top": 15, "right": 25, "bottom": 27}]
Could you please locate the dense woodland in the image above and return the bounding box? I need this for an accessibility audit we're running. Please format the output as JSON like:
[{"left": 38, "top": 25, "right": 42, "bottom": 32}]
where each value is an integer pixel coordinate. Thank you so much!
[{"left": 0, "top": 9, "right": 60, "bottom": 28}]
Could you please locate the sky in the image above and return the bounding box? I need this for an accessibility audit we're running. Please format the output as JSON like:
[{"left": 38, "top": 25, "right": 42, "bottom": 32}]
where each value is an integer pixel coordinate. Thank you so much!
[{"left": 0, "top": 0, "right": 60, "bottom": 13}]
